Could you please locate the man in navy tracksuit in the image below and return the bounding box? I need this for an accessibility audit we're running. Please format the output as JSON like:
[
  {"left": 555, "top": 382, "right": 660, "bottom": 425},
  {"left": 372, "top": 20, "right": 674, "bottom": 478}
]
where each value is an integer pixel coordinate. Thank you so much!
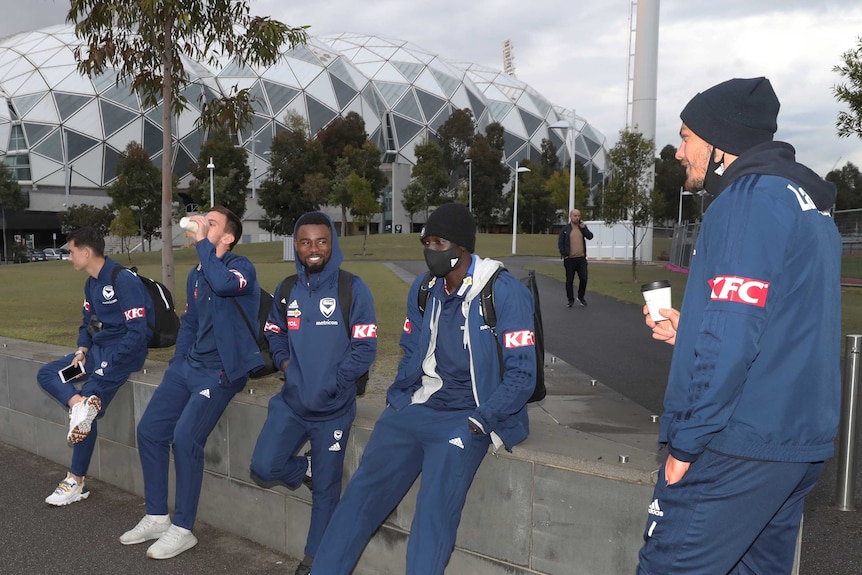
[
  {"left": 249, "top": 211, "right": 377, "bottom": 575},
  {"left": 312, "top": 203, "right": 536, "bottom": 575},
  {"left": 120, "top": 207, "right": 264, "bottom": 560},
  {"left": 638, "top": 78, "right": 841, "bottom": 574},
  {"left": 39, "top": 227, "right": 152, "bottom": 506}
]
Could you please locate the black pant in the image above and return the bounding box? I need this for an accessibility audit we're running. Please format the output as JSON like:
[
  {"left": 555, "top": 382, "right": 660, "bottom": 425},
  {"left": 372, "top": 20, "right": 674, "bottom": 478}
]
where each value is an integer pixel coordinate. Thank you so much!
[{"left": 564, "top": 256, "right": 588, "bottom": 302}]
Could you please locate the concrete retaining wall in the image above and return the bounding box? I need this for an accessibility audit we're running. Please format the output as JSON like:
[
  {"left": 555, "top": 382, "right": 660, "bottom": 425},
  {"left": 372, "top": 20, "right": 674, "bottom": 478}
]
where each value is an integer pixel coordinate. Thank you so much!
[{"left": 0, "top": 337, "right": 659, "bottom": 574}]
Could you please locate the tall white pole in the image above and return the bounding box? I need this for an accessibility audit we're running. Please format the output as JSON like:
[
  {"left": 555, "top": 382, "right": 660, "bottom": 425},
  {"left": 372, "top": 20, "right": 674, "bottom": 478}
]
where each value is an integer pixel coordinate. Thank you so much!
[
  {"left": 568, "top": 121, "right": 576, "bottom": 214},
  {"left": 207, "top": 157, "right": 215, "bottom": 208},
  {"left": 512, "top": 161, "right": 520, "bottom": 255},
  {"left": 678, "top": 187, "right": 683, "bottom": 225}
]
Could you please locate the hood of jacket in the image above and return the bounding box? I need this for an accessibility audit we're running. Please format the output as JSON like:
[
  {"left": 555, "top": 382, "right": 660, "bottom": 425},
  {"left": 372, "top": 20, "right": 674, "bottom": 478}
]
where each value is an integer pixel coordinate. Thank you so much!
[
  {"left": 293, "top": 212, "right": 344, "bottom": 290},
  {"left": 711, "top": 141, "right": 836, "bottom": 211}
]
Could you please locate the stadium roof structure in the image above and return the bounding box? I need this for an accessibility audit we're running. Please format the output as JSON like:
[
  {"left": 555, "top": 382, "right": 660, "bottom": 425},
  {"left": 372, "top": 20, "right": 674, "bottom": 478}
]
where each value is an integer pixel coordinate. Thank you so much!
[{"left": 0, "top": 25, "right": 607, "bottom": 192}]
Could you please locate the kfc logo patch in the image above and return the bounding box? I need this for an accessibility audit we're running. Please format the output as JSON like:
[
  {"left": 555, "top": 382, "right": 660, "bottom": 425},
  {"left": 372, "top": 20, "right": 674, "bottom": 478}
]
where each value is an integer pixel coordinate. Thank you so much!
[
  {"left": 123, "top": 307, "right": 146, "bottom": 321},
  {"left": 229, "top": 269, "right": 248, "bottom": 290},
  {"left": 403, "top": 317, "right": 412, "bottom": 334},
  {"left": 83, "top": 300, "right": 91, "bottom": 312},
  {"left": 504, "top": 330, "right": 535, "bottom": 349},
  {"left": 708, "top": 276, "right": 770, "bottom": 307},
  {"left": 352, "top": 324, "right": 378, "bottom": 339},
  {"left": 264, "top": 321, "right": 281, "bottom": 334}
]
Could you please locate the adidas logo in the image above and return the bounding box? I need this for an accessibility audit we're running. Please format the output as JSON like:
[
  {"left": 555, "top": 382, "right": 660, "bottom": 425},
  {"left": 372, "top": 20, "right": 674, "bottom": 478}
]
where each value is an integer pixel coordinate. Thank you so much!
[
  {"left": 648, "top": 498, "right": 663, "bottom": 517},
  {"left": 448, "top": 437, "right": 465, "bottom": 449},
  {"left": 328, "top": 442, "right": 341, "bottom": 452},
  {"left": 288, "top": 299, "right": 299, "bottom": 309},
  {"left": 95, "top": 368, "right": 104, "bottom": 376},
  {"left": 199, "top": 389, "right": 211, "bottom": 399}
]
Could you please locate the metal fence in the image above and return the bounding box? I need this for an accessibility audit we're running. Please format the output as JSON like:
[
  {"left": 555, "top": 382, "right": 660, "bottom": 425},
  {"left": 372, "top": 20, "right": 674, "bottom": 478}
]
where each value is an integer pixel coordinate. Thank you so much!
[{"left": 667, "top": 222, "right": 701, "bottom": 270}]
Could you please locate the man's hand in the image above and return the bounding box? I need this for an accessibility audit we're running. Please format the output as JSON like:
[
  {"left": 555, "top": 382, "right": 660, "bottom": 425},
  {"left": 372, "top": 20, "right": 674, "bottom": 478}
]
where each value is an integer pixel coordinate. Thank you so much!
[
  {"left": 664, "top": 454, "right": 690, "bottom": 485},
  {"left": 189, "top": 214, "right": 209, "bottom": 244},
  {"left": 643, "top": 305, "right": 679, "bottom": 346}
]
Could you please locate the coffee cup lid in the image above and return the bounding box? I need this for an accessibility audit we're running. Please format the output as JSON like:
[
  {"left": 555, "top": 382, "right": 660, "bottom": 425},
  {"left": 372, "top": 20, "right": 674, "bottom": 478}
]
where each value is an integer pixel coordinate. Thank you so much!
[{"left": 641, "top": 280, "right": 671, "bottom": 292}]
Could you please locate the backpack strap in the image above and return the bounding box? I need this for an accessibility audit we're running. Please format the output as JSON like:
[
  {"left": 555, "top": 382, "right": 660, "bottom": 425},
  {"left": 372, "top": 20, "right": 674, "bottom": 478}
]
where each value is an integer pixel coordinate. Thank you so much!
[
  {"left": 337, "top": 269, "right": 354, "bottom": 337},
  {"left": 479, "top": 267, "right": 505, "bottom": 337},
  {"left": 417, "top": 272, "right": 434, "bottom": 315},
  {"left": 232, "top": 297, "right": 256, "bottom": 340}
]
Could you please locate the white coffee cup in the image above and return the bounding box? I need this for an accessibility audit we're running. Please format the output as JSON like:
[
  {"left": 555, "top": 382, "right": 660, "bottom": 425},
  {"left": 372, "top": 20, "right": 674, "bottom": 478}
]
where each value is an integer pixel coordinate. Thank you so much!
[
  {"left": 179, "top": 217, "right": 198, "bottom": 233},
  {"left": 641, "top": 280, "right": 672, "bottom": 322}
]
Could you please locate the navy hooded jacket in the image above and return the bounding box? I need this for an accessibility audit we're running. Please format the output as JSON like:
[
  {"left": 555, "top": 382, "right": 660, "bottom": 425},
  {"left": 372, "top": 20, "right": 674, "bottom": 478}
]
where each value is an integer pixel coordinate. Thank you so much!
[
  {"left": 662, "top": 141, "right": 841, "bottom": 464},
  {"left": 173, "top": 239, "right": 264, "bottom": 384},
  {"left": 264, "top": 213, "right": 377, "bottom": 421}
]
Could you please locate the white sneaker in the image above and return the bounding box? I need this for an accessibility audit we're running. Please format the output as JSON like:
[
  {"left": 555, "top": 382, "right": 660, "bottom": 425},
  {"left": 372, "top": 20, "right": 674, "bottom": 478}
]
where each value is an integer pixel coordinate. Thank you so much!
[
  {"left": 68, "top": 395, "right": 102, "bottom": 444},
  {"left": 120, "top": 514, "right": 171, "bottom": 545},
  {"left": 146, "top": 524, "right": 198, "bottom": 559},
  {"left": 45, "top": 473, "right": 89, "bottom": 506}
]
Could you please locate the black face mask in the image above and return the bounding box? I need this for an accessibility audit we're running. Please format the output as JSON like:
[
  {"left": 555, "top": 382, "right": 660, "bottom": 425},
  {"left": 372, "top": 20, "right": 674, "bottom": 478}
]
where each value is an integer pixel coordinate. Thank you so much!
[
  {"left": 702, "top": 151, "right": 725, "bottom": 197},
  {"left": 424, "top": 247, "right": 460, "bottom": 277}
]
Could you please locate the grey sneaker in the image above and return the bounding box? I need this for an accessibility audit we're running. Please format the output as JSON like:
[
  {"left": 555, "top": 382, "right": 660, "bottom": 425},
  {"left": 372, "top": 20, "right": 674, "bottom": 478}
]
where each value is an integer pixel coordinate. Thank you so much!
[
  {"left": 146, "top": 524, "right": 198, "bottom": 559},
  {"left": 45, "top": 473, "right": 89, "bottom": 506},
  {"left": 120, "top": 514, "right": 171, "bottom": 545},
  {"left": 68, "top": 395, "right": 101, "bottom": 444}
]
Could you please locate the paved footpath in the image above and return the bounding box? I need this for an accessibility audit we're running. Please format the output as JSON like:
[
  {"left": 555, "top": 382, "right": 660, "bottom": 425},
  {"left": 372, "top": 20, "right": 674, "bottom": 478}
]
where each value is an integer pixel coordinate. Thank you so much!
[{"left": 0, "top": 440, "right": 300, "bottom": 574}]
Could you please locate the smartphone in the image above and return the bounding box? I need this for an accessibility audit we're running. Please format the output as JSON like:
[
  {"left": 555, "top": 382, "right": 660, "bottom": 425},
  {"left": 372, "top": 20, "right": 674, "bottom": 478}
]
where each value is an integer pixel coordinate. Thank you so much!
[{"left": 58, "top": 362, "right": 85, "bottom": 383}]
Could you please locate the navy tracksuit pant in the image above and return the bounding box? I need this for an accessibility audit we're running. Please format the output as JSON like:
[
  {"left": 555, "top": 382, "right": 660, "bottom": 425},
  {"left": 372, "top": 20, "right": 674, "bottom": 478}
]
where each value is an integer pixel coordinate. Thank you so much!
[
  {"left": 637, "top": 449, "right": 823, "bottom": 575},
  {"left": 137, "top": 358, "right": 245, "bottom": 530},
  {"left": 249, "top": 394, "right": 356, "bottom": 560},
  {"left": 311, "top": 403, "right": 491, "bottom": 575},
  {"left": 38, "top": 346, "right": 143, "bottom": 477},
  {"left": 564, "top": 256, "right": 588, "bottom": 303}
]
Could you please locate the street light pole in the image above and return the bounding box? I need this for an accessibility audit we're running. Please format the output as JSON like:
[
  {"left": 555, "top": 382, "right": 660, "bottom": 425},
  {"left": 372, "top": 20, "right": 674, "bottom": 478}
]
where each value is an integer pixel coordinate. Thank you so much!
[
  {"left": 549, "top": 112, "right": 576, "bottom": 214},
  {"left": 250, "top": 138, "right": 259, "bottom": 200},
  {"left": 678, "top": 187, "right": 693, "bottom": 225},
  {"left": 465, "top": 158, "right": 473, "bottom": 214},
  {"left": 512, "top": 161, "right": 531, "bottom": 255},
  {"left": 207, "top": 157, "right": 215, "bottom": 208}
]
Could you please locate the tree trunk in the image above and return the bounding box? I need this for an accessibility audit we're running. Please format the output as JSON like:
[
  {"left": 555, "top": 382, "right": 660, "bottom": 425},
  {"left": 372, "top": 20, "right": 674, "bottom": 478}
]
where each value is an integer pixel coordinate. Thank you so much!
[
  {"left": 341, "top": 205, "right": 348, "bottom": 237},
  {"left": 631, "top": 226, "right": 638, "bottom": 283},
  {"left": 159, "top": 18, "right": 175, "bottom": 295}
]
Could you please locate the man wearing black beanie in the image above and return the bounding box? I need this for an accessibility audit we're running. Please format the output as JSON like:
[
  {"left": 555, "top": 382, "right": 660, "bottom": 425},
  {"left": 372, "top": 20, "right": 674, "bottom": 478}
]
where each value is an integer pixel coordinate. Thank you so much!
[
  {"left": 638, "top": 78, "right": 841, "bottom": 574},
  {"left": 312, "top": 203, "right": 537, "bottom": 575}
]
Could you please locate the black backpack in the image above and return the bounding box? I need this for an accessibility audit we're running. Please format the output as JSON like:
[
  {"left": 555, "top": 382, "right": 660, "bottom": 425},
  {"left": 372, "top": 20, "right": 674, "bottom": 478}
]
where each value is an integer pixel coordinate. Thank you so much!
[
  {"left": 111, "top": 266, "right": 181, "bottom": 349},
  {"left": 418, "top": 268, "right": 546, "bottom": 403},
  {"left": 234, "top": 288, "right": 277, "bottom": 379},
  {"left": 274, "top": 269, "right": 371, "bottom": 396}
]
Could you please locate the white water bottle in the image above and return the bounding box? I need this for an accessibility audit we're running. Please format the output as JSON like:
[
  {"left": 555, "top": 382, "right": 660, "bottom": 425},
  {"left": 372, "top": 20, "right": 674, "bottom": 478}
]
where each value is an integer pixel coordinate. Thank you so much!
[{"left": 179, "top": 217, "right": 198, "bottom": 233}]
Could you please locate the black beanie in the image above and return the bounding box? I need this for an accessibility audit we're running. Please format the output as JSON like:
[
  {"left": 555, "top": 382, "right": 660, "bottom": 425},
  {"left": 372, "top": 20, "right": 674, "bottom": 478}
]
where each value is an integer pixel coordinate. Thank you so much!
[
  {"left": 420, "top": 203, "right": 476, "bottom": 253},
  {"left": 680, "top": 77, "right": 780, "bottom": 156}
]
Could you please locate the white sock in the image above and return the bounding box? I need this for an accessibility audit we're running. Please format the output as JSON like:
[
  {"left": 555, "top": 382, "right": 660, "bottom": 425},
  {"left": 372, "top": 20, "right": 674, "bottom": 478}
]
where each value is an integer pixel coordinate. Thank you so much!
[{"left": 147, "top": 514, "right": 170, "bottom": 523}]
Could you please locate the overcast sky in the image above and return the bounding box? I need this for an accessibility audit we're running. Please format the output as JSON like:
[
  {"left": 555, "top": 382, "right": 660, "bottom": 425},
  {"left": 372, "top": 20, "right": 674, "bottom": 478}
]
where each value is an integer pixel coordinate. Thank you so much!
[{"left": 4, "top": 0, "right": 862, "bottom": 175}]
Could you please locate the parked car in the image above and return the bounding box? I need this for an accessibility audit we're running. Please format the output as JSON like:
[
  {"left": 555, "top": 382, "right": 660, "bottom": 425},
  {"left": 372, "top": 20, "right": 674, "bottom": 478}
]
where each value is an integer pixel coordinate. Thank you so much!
[
  {"left": 42, "top": 248, "right": 64, "bottom": 260},
  {"left": 27, "top": 248, "right": 46, "bottom": 262}
]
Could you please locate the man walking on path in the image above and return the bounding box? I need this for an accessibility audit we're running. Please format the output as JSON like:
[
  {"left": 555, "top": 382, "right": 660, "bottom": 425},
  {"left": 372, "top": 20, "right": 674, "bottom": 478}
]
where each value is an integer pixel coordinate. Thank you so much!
[
  {"left": 38, "top": 227, "right": 152, "bottom": 506},
  {"left": 558, "top": 209, "right": 593, "bottom": 307},
  {"left": 638, "top": 77, "right": 841, "bottom": 575}
]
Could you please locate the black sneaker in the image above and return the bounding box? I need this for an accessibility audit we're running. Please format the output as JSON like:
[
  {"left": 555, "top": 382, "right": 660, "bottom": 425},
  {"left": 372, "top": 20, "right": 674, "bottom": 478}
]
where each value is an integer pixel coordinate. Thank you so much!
[
  {"left": 295, "top": 562, "right": 312, "bottom": 575},
  {"left": 567, "top": 300, "right": 574, "bottom": 308},
  {"left": 577, "top": 297, "right": 587, "bottom": 307}
]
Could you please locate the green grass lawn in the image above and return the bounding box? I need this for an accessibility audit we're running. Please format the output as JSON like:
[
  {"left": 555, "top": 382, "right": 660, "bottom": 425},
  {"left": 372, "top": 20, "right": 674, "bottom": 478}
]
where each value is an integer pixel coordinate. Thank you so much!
[{"left": 3, "top": 233, "right": 861, "bottom": 376}]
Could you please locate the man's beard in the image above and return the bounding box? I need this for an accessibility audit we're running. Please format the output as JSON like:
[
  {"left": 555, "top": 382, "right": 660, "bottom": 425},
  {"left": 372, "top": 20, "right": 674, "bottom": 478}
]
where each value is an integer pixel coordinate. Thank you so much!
[{"left": 305, "top": 260, "right": 325, "bottom": 274}]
